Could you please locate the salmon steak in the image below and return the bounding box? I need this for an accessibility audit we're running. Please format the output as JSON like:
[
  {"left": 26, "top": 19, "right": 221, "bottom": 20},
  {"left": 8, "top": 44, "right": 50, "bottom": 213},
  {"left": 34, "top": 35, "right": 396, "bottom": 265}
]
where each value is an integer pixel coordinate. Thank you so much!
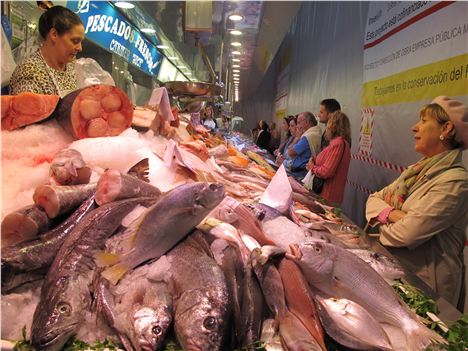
[
  {"left": 55, "top": 85, "right": 133, "bottom": 139},
  {"left": 1, "top": 93, "right": 60, "bottom": 131}
]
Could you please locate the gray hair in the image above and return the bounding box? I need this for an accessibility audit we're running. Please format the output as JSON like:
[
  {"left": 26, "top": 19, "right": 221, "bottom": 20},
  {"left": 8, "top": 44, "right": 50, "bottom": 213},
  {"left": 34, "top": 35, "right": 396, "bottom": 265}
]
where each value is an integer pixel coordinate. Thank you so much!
[{"left": 300, "top": 111, "right": 317, "bottom": 126}]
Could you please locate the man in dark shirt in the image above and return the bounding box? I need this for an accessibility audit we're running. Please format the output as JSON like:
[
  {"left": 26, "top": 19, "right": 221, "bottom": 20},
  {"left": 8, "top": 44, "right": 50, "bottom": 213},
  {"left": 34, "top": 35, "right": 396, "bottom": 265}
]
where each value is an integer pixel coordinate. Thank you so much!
[{"left": 318, "top": 98, "right": 341, "bottom": 149}]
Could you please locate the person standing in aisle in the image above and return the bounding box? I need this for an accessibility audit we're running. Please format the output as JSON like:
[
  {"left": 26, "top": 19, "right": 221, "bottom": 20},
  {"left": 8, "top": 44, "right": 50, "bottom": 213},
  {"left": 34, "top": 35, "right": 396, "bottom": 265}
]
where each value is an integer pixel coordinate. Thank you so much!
[
  {"left": 288, "top": 111, "right": 321, "bottom": 179},
  {"left": 9, "top": 6, "right": 84, "bottom": 97},
  {"left": 269, "top": 121, "right": 281, "bottom": 153},
  {"left": 318, "top": 98, "right": 341, "bottom": 149},
  {"left": 202, "top": 105, "right": 217, "bottom": 130},
  {"left": 256, "top": 120, "right": 271, "bottom": 151},
  {"left": 305, "top": 111, "right": 351, "bottom": 205},
  {"left": 366, "top": 96, "right": 468, "bottom": 311}
]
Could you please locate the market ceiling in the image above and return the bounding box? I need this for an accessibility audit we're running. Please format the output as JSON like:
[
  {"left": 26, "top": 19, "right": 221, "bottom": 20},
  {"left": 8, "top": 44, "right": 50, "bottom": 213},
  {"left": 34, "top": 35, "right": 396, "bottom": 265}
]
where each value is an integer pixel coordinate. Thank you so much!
[{"left": 136, "top": 1, "right": 302, "bottom": 99}]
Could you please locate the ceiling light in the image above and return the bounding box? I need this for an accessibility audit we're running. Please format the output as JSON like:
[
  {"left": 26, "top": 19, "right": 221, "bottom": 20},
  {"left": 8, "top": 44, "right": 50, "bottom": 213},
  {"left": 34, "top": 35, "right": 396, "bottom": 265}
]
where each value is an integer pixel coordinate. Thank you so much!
[
  {"left": 120, "top": 70, "right": 125, "bottom": 74},
  {"left": 228, "top": 13, "right": 243, "bottom": 21},
  {"left": 232, "top": 58, "right": 240, "bottom": 62},
  {"left": 231, "top": 42, "right": 242, "bottom": 47},
  {"left": 232, "top": 51, "right": 241, "bottom": 55},
  {"left": 185, "top": 72, "right": 192, "bottom": 75},
  {"left": 168, "top": 56, "right": 179, "bottom": 60},
  {"left": 232, "top": 64, "right": 240, "bottom": 68},
  {"left": 233, "top": 78, "right": 240, "bottom": 82},
  {"left": 233, "top": 74, "right": 240, "bottom": 77},
  {"left": 230, "top": 30, "right": 242, "bottom": 35},
  {"left": 115, "top": 1, "right": 134, "bottom": 9},
  {"left": 232, "top": 69, "right": 240, "bottom": 72},
  {"left": 141, "top": 28, "right": 156, "bottom": 34},
  {"left": 177, "top": 65, "right": 187, "bottom": 69},
  {"left": 157, "top": 45, "right": 169, "bottom": 49}
]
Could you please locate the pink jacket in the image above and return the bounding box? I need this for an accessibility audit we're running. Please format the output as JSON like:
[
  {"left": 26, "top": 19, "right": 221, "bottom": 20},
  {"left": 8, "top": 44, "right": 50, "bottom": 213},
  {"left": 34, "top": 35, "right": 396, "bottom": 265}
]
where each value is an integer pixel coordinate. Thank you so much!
[{"left": 311, "top": 136, "right": 351, "bottom": 204}]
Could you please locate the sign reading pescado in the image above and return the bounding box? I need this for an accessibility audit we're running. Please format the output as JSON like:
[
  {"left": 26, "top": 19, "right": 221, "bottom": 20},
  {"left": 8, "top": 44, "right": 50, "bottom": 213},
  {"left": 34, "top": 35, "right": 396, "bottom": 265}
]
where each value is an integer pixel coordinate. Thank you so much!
[{"left": 68, "top": 0, "right": 162, "bottom": 76}]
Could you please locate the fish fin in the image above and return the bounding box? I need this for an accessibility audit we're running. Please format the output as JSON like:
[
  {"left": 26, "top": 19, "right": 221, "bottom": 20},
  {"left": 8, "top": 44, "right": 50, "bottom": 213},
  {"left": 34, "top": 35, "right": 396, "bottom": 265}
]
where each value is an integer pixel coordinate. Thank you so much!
[
  {"left": 127, "top": 158, "right": 150, "bottom": 182},
  {"left": 405, "top": 323, "right": 447, "bottom": 350},
  {"left": 95, "top": 252, "right": 120, "bottom": 267},
  {"left": 120, "top": 215, "right": 146, "bottom": 251},
  {"left": 101, "top": 263, "right": 129, "bottom": 285}
]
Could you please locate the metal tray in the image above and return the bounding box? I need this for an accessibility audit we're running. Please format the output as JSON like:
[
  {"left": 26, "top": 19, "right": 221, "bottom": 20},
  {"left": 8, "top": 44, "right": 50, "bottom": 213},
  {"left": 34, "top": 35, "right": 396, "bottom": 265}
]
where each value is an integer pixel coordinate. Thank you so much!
[{"left": 163, "top": 81, "right": 222, "bottom": 97}]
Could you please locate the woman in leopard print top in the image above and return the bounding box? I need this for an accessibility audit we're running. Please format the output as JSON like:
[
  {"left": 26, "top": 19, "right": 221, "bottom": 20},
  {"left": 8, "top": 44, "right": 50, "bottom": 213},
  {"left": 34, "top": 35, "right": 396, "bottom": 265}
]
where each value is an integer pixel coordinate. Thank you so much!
[{"left": 9, "top": 6, "right": 84, "bottom": 97}]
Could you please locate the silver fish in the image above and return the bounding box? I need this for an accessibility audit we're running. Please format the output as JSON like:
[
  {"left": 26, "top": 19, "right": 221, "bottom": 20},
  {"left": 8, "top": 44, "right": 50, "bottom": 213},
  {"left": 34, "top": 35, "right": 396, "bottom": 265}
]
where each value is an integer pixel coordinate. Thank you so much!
[
  {"left": 348, "top": 249, "right": 405, "bottom": 284},
  {"left": 315, "top": 294, "right": 392, "bottom": 350},
  {"left": 31, "top": 197, "right": 157, "bottom": 351},
  {"left": 168, "top": 234, "right": 230, "bottom": 351},
  {"left": 288, "top": 242, "right": 446, "bottom": 351},
  {"left": 96, "top": 182, "right": 225, "bottom": 284}
]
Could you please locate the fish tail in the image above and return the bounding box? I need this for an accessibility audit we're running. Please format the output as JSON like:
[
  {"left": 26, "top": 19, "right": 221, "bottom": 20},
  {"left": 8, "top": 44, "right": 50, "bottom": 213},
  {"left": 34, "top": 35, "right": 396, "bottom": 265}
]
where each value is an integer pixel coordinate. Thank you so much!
[
  {"left": 94, "top": 252, "right": 120, "bottom": 267},
  {"left": 101, "top": 263, "right": 129, "bottom": 285},
  {"left": 405, "top": 323, "right": 447, "bottom": 350}
]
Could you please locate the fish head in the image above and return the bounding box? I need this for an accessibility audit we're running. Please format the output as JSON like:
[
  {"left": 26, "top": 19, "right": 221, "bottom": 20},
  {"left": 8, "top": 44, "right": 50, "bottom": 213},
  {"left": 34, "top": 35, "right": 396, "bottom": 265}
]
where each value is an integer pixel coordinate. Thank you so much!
[
  {"left": 245, "top": 203, "right": 282, "bottom": 222},
  {"left": 133, "top": 306, "right": 172, "bottom": 351},
  {"left": 292, "top": 242, "right": 336, "bottom": 280},
  {"left": 192, "top": 183, "right": 225, "bottom": 213},
  {"left": 174, "top": 289, "right": 229, "bottom": 351},
  {"left": 31, "top": 276, "right": 88, "bottom": 351}
]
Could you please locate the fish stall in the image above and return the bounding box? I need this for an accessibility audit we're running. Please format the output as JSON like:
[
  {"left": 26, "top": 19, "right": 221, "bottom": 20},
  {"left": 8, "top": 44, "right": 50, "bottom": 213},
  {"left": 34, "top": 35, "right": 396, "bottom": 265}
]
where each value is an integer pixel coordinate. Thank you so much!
[{"left": 1, "top": 84, "right": 465, "bottom": 351}]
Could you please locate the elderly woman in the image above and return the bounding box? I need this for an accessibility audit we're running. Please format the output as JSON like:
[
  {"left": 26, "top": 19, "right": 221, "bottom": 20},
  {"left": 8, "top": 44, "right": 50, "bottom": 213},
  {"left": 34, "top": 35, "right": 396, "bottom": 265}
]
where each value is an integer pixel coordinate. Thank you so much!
[
  {"left": 366, "top": 96, "right": 468, "bottom": 310},
  {"left": 9, "top": 6, "right": 84, "bottom": 97},
  {"left": 306, "top": 111, "right": 351, "bottom": 205}
]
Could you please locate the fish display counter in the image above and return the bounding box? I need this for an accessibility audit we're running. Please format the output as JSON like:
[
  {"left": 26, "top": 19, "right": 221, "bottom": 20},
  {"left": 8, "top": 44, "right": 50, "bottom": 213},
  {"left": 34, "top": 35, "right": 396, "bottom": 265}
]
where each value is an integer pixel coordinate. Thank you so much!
[{"left": 1, "top": 88, "right": 464, "bottom": 351}]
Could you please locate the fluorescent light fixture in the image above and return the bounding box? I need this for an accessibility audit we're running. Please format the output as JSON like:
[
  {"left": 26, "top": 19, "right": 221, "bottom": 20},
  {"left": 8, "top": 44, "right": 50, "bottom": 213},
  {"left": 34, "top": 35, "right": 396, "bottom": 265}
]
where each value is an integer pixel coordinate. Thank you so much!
[
  {"left": 115, "top": 1, "right": 134, "bottom": 9},
  {"left": 232, "top": 64, "right": 240, "bottom": 68},
  {"left": 168, "top": 56, "right": 179, "bottom": 60},
  {"left": 157, "top": 45, "right": 169, "bottom": 49},
  {"left": 120, "top": 70, "right": 125, "bottom": 73},
  {"left": 185, "top": 72, "right": 192, "bottom": 75},
  {"left": 141, "top": 28, "right": 156, "bottom": 34},
  {"left": 232, "top": 58, "right": 240, "bottom": 62},
  {"left": 229, "top": 14, "right": 243, "bottom": 21},
  {"left": 233, "top": 74, "right": 240, "bottom": 77},
  {"left": 177, "top": 65, "right": 187, "bottom": 69},
  {"left": 232, "top": 69, "right": 240, "bottom": 73},
  {"left": 232, "top": 51, "right": 241, "bottom": 55},
  {"left": 230, "top": 30, "right": 242, "bottom": 35},
  {"left": 231, "top": 42, "right": 242, "bottom": 47}
]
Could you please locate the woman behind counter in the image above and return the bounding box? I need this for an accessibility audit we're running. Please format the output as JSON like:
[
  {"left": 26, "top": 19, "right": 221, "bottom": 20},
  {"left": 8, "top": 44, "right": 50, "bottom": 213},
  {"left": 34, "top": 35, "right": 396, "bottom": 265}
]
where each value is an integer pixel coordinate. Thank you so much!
[
  {"left": 9, "top": 5, "right": 84, "bottom": 97},
  {"left": 366, "top": 96, "right": 468, "bottom": 310}
]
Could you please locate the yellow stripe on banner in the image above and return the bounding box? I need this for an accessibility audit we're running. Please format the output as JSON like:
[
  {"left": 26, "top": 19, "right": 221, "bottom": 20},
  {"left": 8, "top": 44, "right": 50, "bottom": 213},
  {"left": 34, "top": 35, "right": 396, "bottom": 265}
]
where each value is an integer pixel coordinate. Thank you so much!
[{"left": 362, "top": 54, "right": 468, "bottom": 106}]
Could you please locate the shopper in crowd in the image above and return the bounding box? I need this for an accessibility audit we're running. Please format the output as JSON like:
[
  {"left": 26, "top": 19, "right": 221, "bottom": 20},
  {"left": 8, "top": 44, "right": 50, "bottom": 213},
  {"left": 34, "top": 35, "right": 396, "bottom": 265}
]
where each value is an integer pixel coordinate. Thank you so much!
[
  {"left": 269, "top": 121, "right": 281, "bottom": 153},
  {"left": 306, "top": 110, "right": 351, "bottom": 205},
  {"left": 288, "top": 111, "right": 321, "bottom": 179},
  {"left": 366, "top": 96, "right": 468, "bottom": 310},
  {"left": 274, "top": 116, "right": 295, "bottom": 158},
  {"left": 276, "top": 116, "right": 301, "bottom": 169},
  {"left": 256, "top": 120, "right": 271, "bottom": 151},
  {"left": 318, "top": 98, "right": 341, "bottom": 149},
  {"left": 202, "top": 105, "right": 217, "bottom": 130},
  {"left": 10, "top": 5, "right": 84, "bottom": 97}
]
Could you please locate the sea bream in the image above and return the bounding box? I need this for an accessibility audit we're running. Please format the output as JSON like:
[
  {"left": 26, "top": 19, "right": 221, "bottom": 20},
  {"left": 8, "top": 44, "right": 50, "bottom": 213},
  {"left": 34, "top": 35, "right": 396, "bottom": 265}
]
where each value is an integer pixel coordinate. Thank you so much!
[
  {"left": 30, "top": 197, "right": 158, "bottom": 351},
  {"left": 96, "top": 182, "right": 225, "bottom": 284},
  {"left": 348, "top": 249, "right": 405, "bottom": 284},
  {"left": 288, "top": 242, "right": 446, "bottom": 350}
]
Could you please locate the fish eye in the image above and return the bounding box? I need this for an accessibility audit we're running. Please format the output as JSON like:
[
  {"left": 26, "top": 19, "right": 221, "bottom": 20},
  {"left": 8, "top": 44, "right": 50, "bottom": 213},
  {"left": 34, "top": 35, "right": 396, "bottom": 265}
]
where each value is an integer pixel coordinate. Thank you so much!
[
  {"left": 56, "top": 301, "right": 71, "bottom": 316},
  {"left": 152, "top": 325, "right": 162, "bottom": 335},
  {"left": 314, "top": 246, "right": 321, "bottom": 253},
  {"left": 203, "top": 316, "right": 216, "bottom": 330}
]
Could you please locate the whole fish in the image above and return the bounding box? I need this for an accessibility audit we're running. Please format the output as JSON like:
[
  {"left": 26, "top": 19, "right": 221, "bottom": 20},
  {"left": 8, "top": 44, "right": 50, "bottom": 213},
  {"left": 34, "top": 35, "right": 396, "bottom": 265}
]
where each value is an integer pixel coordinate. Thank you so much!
[
  {"left": 348, "top": 249, "right": 405, "bottom": 284},
  {"left": 314, "top": 294, "right": 392, "bottom": 350},
  {"left": 31, "top": 197, "right": 157, "bottom": 351},
  {"left": 95, "top": 260, "right": 173, "bottom": 351},
  {"left": 288, "top": 242, "right": 446, "bottom": 351},
  {"left": 1, "top": 196, "right": 96, "bottom": 290},
  {"left": 96, "top": 182, "right": 225, "bottom": 284},
  {"left": 50, "top": 148, "right": 92, "bottom": 185},
  {"left": 167, "top": 234, "right": 230, "bottom": 351}
]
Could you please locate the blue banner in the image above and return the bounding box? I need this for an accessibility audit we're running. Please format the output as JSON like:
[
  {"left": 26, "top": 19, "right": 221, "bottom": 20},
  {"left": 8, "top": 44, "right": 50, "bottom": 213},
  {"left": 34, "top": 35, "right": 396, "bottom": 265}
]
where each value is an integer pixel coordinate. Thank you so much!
[{"left": 67, "top": 0, "right": 162, "bottom": 76}]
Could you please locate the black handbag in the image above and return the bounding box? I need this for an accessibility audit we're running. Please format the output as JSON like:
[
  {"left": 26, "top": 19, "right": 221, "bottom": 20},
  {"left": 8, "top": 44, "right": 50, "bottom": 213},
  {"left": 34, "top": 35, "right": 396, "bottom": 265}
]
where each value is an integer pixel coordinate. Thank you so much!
[{"left": 312, "top": 140, "right": 346, "bottom": 194}]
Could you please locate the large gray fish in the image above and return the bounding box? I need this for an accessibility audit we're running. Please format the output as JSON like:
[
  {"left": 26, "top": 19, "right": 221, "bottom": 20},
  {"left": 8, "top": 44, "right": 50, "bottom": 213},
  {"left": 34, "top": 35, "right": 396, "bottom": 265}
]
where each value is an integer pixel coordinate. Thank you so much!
[
  {"left": 31, "top": 197, "right": 157, "bottom": 351},
  {"left": 1, "top": 196, "right": 96, "bottom": 291},
  {"left": 167, "top": 234, "right": 230, "bottom": 351},
  {"left": 288, "top": 242, "right": 446, "bottom": 351},
  {"left": 96, "top": 182, "right": 225, "bottom": 284},
  {"left": 94, "top": 261, "right": 173, "bottom": 351},
  {"left": 348, "top": 249, "right": 405, "bottom": 284},
  {"left": 314, "top": 294, "right": 392, "bottom": 350}
]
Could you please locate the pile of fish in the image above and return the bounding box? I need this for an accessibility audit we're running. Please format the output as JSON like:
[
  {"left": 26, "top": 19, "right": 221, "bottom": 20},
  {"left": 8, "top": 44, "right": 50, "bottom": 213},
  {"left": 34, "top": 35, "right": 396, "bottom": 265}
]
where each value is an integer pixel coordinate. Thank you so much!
[{"left": 1, "top": 122, "right": 446, "bottom": 351}]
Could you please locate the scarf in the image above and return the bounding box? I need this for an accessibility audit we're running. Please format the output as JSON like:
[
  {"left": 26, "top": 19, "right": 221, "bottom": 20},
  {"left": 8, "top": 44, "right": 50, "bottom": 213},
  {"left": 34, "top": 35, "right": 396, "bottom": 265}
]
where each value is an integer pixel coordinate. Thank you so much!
[{"left": 382, "top": 150, "right": 453, "bottom": 210}]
